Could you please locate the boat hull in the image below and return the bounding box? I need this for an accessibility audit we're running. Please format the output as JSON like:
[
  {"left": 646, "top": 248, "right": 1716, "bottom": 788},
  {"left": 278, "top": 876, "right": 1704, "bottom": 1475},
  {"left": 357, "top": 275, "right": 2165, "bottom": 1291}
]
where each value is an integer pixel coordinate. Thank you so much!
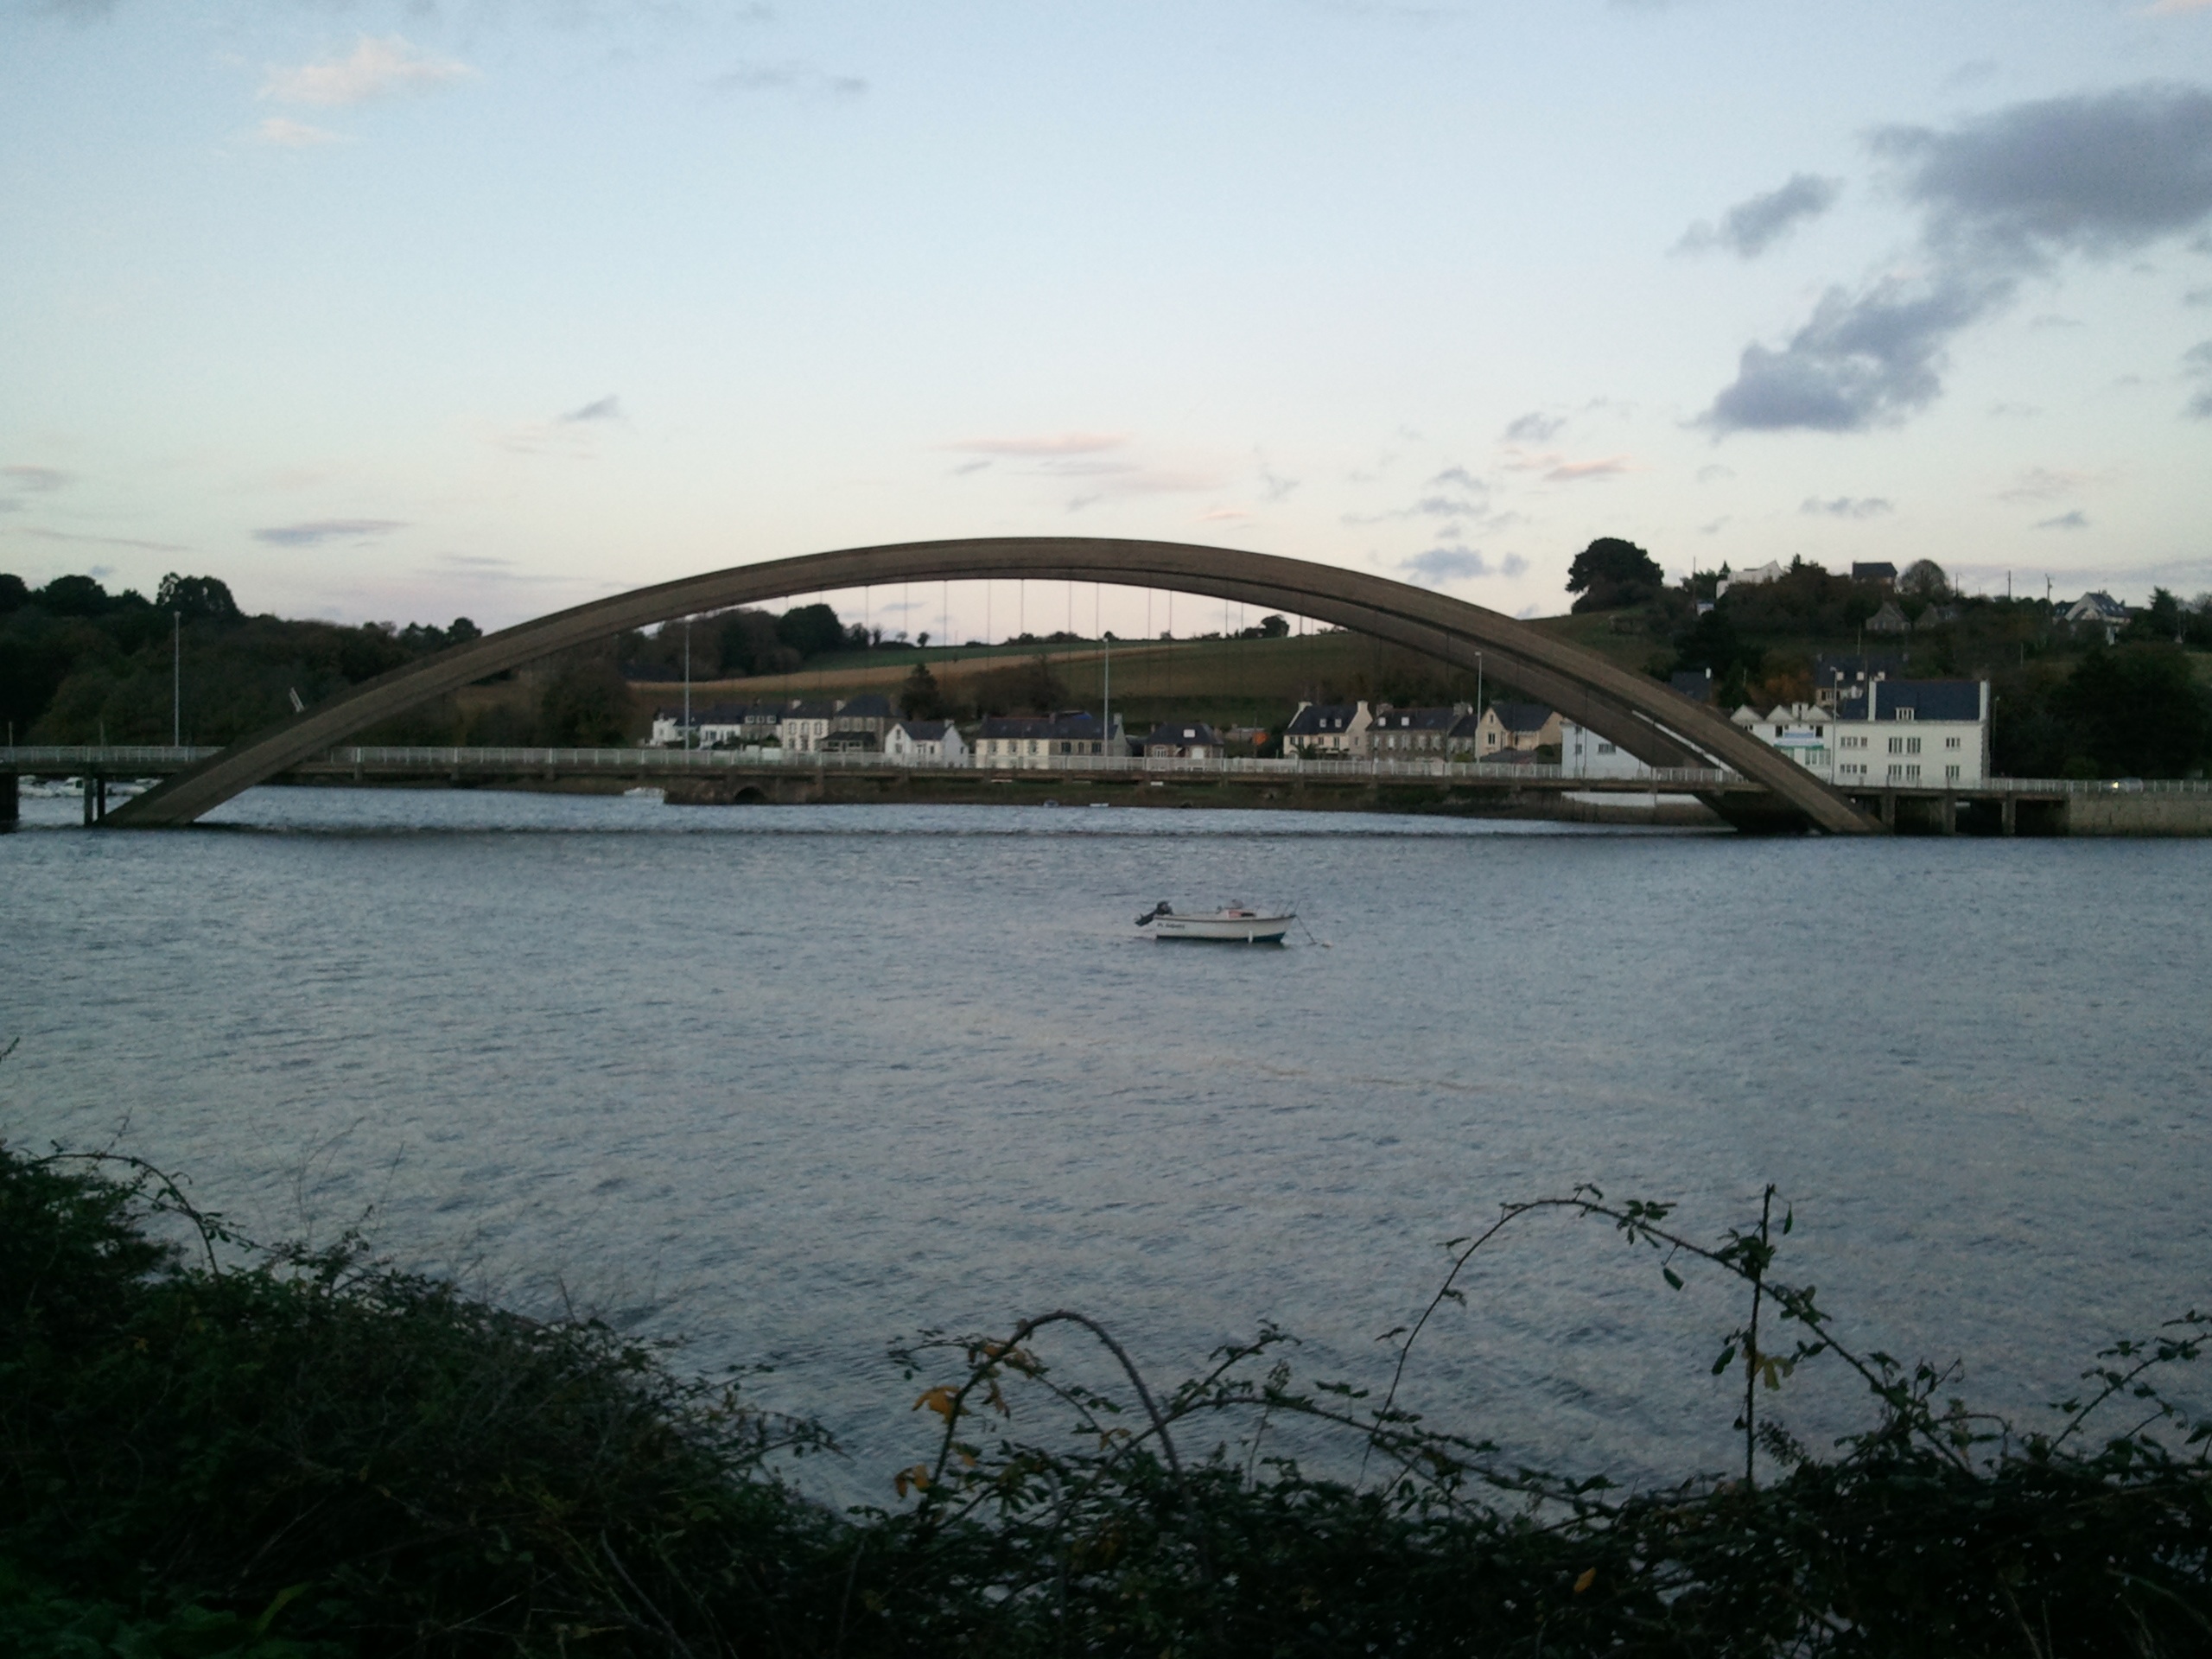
[{"left": 1147, "top": 914, "right": 1293, "bottom": 944}]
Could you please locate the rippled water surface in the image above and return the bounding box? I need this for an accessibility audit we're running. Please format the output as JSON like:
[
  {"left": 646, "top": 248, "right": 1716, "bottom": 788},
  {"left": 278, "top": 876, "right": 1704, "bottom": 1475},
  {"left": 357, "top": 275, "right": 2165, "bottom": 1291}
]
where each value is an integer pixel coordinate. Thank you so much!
[{"left": 4, "top": 788, "right": 2206, "bottom": 1491}]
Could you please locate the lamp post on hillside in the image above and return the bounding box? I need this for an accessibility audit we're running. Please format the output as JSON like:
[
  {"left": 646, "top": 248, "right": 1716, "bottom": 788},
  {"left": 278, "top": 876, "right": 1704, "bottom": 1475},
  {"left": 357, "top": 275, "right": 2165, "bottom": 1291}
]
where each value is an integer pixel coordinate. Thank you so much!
[{"left": 171, "top": 610, "right": 181, "bottom": 747}]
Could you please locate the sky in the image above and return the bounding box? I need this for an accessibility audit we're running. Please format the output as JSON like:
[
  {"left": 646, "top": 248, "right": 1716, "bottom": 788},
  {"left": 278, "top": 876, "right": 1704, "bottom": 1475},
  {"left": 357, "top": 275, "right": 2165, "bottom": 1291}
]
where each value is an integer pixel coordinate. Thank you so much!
[{"left": 3, "top": 0, "right": 2210, "bottom": 639}]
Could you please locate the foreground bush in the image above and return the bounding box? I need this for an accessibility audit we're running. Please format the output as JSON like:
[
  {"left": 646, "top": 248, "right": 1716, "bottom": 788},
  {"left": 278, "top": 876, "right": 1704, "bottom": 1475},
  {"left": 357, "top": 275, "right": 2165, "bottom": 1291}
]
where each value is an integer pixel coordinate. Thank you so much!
[{"left": 3, "top": 1141, "right": 2206, "bottom": 1656}]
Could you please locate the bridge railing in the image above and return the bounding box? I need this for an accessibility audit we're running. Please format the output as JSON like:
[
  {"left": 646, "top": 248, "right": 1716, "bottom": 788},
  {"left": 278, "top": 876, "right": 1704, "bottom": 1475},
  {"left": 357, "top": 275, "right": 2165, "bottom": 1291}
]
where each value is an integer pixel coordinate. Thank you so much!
[
  {"left": 1, "top": 747, "right": 220, "bottom": 769},
  {"left": 306, "top": 745, "right": 1738, "bottom": 789}
]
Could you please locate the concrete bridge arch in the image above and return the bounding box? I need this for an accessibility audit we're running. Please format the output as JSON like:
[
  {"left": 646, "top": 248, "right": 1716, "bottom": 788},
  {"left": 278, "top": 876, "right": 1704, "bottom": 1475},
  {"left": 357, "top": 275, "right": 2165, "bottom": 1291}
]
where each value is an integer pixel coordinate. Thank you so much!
[{"left": 108, "top": 537, "right": 1878, "bottom": 832}]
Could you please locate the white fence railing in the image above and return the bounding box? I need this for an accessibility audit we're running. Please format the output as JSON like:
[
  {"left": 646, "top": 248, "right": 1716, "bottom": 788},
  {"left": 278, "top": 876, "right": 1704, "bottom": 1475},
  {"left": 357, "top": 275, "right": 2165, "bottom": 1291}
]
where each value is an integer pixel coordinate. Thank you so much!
[{"left": 7, "top": 746, "right": 2205, "bottom": 796}]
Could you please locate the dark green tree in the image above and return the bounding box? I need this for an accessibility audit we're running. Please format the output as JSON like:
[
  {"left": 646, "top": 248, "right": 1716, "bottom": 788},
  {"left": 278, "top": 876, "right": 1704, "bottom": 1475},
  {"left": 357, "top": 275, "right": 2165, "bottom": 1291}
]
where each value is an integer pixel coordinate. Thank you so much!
[
  {"left": 2060, "top": 645, "right": 2210, "bottom": 777},
  {"left": 38, "top": 575, "right": 112, "bottom": 617},
  {"left": 899, "top": 661, "right": 945, "bottom": 719},
  {"left": 1566, "top": 537, "right": 1665, "bottom": 613},
  {"left": 1260, "top": 613, "right": 1289, "bottom": 638},
  {"left": 156, "top": 574, "right": 242, "bottom": 624},
  {"left": 1897, "top": 559, "right": 1950, "bottom": 601},
  {"left": 0, "top": 573, "right": 28, "bottom": 613},
  {"left": 539, "top": 659, "right": 636, "bottom": 746},
  {"left": 774, "top": 602, "right": 846, "bottom": 660},
  {"left": 2129, "top": 588, "right": 2184, "bottom": 644}
]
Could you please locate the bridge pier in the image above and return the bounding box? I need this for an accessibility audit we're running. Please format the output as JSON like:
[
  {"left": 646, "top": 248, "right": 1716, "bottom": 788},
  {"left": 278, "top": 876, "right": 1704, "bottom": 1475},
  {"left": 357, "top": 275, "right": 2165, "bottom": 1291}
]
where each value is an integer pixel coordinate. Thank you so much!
[
  {"left": 0, "top": 772, "right": 16, "bottom": 830},
  {"left": 1878, "top": 791, "right": 1897, "bottom": 829},
  {"left": 83, "top": 774, "right": 110, "bottom": 825},
  {"left": 1940, "top": 794, "right": 1957, "bottom": 836},
  {"left": 2001, "top": 795, "right": 2017, "bottom": 836}
]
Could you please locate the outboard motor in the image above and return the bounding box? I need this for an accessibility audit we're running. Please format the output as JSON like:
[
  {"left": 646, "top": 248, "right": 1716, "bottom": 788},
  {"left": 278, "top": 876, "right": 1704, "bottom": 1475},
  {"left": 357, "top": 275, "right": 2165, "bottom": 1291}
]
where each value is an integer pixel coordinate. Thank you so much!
[{"left": 1135, "top": 900, "right": 1174, "bottom": 927}]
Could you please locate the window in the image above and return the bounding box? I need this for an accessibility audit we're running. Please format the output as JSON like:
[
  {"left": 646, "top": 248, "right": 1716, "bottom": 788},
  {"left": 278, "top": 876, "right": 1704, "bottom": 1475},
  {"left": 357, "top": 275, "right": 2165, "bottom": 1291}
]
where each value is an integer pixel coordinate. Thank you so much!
[
  {"left": 1897, "top": 708, "right": 1916, "bottom": 721},
  {"left": 1907, "top": 736, "right": 1922, "bottom": 754},
  {"left": 1945, "top": 765, "right": 1961, "bottom": 781},
  {"left": 1945, "top": 736, "right": 1961, "bottom": 749},
  {"left": 1889, "top": 736, "right": 1905, "bottom": 753},
  {"left": 1598, "top": 741, "right": 1615, "bottom": 754}
]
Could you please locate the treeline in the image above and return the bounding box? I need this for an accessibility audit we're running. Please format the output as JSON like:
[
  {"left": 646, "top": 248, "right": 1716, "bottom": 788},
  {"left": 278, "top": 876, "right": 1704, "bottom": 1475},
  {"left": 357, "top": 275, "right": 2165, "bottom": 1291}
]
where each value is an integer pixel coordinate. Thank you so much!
[
  {"left": 0, "top": 572, "right": 486, "bottom": 747},
  {"left": 1567, "top": 541, "right": 2212, "bottom": 779},
  {"left": 0, "top": 575, "right": 878, "bottom": 749}
]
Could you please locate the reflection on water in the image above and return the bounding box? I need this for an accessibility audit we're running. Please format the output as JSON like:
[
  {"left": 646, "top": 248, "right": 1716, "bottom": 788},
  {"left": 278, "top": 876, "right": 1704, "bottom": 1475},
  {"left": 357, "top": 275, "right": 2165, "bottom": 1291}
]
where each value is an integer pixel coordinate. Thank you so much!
[{"left": 3, "top": 788, "right": 2206, "bottom": 1493}]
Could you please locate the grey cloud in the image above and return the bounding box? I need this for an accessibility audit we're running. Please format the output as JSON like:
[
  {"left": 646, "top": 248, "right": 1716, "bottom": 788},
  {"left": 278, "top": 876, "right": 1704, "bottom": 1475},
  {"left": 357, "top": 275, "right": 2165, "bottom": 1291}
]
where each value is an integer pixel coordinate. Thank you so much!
[
  {"left": 2185, "top": 340, "right": 2212, "bottom": 418},
  {"left": 1397, "top": 545, "right": 1527, "bottom": 585},
  {"left": 1426, "top": 466, "right": 1486, "bottom": 493},
  {"left": 1705, "top": 83, "right": 2212, "bottom": 434},
  {"left": 1800, "top": 495, "right": 1894, "bottom": 518},
  {"left": 1679, "top": 173, "right": 1842, "bottom": 258},
  {"left": 2185, "top": 286, "right": 2212, "bottom": 306},
  {"left": 13, "top": 526, "right": 186, "bottom": 552},
  {"left": 2, "top": 464, "right": 71, "bottom": 492},
  {"left": 1704, "top": 273, "right": 2001, "bottom": 432},
  {"left": 1257, "top": 467, "right": 1300, "bottom": 501},
  {"left": 2036, "top": 511, "right": 2090, "bottom": 530},
  {"left": 562, "top": 395, "right": 622, "bottom": 423},
  {"left": 707, "top": 60, "right": 867, "bottom": 97},
  {"left": 1872, "top": 84, "right": 2212, "bottom": 266},
  {"left": 254, "top": 518, "right": 407, "bottom": 547},
  {"left": 1502, "top": 410, "right": 1562, "bottom": 442},
  {"left": 1942, "top": 60, "right": 2000, "bottom": 92}
]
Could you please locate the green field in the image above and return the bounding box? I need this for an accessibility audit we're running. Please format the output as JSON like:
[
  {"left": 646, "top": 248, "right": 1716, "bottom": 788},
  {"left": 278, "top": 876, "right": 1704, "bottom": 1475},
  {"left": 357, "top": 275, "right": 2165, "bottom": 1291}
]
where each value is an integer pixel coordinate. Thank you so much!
[{"left": 632, "top": 624, "right": 1572, "bottom": 733}]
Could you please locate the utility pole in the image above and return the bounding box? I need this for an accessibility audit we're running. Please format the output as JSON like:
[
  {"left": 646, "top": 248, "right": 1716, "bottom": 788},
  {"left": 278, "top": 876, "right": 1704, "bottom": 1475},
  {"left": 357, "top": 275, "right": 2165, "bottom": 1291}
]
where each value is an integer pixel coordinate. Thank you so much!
[
  {"left": 683, "top": 617, "right": 692, "bottom": 750},
  {"left": 172, "top": 609, "right": 181, "bottom": 747}
]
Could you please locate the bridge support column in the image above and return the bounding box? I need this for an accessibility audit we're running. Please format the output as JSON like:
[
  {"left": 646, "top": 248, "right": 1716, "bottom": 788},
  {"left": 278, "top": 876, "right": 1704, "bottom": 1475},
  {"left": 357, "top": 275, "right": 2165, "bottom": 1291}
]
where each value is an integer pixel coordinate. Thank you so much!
[
  {"left": 0, "top": 772, "right": 16, "bottom": 829},
  {"left": 1879, "top": 791, "right": 1897, "bottom": 829},
  {"left": 1940, "top": 794, "right": 1957, "bottom": 836},
  {"left": 82, "top": 774, "right": 97, "bottom": 826},
  {"left": 2001, "top": 795, "right": 2017, "bottom": 836}
]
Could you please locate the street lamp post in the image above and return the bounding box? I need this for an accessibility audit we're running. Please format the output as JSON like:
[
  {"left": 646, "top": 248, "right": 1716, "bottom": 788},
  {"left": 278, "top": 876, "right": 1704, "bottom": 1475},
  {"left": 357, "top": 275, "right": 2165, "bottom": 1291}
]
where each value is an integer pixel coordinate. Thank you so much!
[
  {"left": 683, "top": 618, "right": 693, "bottom": 750},
  {"left": 172, "top": 610, "right": 181, "bottom": 747}
]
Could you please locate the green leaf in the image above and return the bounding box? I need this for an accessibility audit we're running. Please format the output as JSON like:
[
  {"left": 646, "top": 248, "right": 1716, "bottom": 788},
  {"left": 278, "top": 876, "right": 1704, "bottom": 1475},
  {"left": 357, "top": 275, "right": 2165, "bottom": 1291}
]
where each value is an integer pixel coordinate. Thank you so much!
[{"left": 1662, "top": 1267, "right": 1683, "bottom": 1290}]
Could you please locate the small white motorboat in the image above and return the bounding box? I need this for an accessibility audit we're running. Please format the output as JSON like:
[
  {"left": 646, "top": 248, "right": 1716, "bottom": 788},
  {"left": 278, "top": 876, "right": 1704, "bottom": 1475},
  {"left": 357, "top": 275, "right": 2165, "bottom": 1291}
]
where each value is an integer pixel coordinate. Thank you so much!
[{"left": 1135, "top": 901, "right": 1294, "bottom": 944}]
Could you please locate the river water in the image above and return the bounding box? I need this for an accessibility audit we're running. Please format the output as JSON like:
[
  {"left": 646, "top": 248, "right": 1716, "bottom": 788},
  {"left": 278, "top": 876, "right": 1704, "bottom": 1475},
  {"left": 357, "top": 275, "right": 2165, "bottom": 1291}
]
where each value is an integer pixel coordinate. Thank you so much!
[{"left": 4, "top": 788, "right": 2206, "bottom": 1495}]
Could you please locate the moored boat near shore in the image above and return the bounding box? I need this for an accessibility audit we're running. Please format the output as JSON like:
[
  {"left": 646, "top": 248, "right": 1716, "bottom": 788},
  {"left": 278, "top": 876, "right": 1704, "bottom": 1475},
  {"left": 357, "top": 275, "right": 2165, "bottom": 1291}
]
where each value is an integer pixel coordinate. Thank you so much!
[{"left": 1135, "top": 902, "right": 1294, "bottom": 944}]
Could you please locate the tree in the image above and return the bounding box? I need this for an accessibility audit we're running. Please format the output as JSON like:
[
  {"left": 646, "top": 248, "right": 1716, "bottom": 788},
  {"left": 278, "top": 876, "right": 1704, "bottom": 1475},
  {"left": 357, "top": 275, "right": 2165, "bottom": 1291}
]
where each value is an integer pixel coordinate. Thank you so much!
[
  {"left": 1260, "top": 613, "right": 1289, "bottom": 638},
  {"left": 156, "top": 574, "right": 242, "bottom": 624},
  {"left": 0, "top": 574, "right": 28, "bottom": 614},
  {"left": 1897, "top": 560, "right": 1949, "bottom": 601},
  {"left": 540, "top": 659, "right": 636, "bottom": 746},
  {"left": 774, "top": 602, "right": 846, "bottom": 660},
  {"left": 2060, "top": 645, "right": 2210, "bottom": 778},
  {"left": 2130, "top": 588, "right": 2183, "bottom": 644},
  {"left": 38, "top": 575, "right": 111, "bottom": 617},
  {"left": 1566, "top": 538, "right": 1665, "bottom": 613},
  {"left": 899, "top": 662, "right": 944, "bottom": 720}
]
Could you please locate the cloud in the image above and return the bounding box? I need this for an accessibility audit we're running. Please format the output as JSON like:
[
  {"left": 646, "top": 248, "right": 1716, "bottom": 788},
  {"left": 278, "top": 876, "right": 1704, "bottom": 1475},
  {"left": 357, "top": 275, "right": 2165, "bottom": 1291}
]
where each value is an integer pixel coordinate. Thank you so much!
[
  {"left": 256, "top": 116, "right": 346, "bottom": 148},
  {"left": 1703, "top": 84, "right": 2212, "bottom": 433},
  {"left": 561, "top": 394, "right": 623, "bottom": 423},
  {"left": 262, "top": 36, "right": 474, "bottom": 107},
  {"left": 2185, "top": 338, "right": 2212, "bottom": 416},
  {"left": 1678, "top": 173, "right": 1843, "bottom": 257},
  {"left": 1696, "top": 463, "right": 1735, "bottom": 482},
  {"left": 1195, "top": 507, "right": 1251, "bottom": 523},
  {"left": 253, "top": 518, "right": 407, "bottom": 546},
  {"left": 1397, "top": 545, "right": 1528, "bottom": 585},
  {"left": 1502, "top": 448, "right": 1633, "bottom": 480},
  {"left": 3, "top": 525, "right": 187, "bottom": 552},
  {"left": 1502, "top": 410, "right": 1563, "bottom": 442},
  {"left": 1999, "top": 465, "right": 2113, "bottom": 500},
  {"left": 1257, "top": 466, "right": 1299, "bottom": 501},
  {"left": 2036, "top": 510, "right": 2090, "bottom": 530},
  {"left": 2186, "top": 286, "right": 2212, "bottom": 306},
  {"left": 706, "top": 61, "right": 868, "bottom": 98},
  {"left": 947, "top": 432, "right": 1127, "bottom": 456},
  {"left": 2, "top": 464, "right": 70, "bottom": 493},
  {"left": 1427, "top": 466, "right": 1486, "bottom": 493},
  {"left": 1801, "top": 495, "right": 1895, "bottom": 518}
]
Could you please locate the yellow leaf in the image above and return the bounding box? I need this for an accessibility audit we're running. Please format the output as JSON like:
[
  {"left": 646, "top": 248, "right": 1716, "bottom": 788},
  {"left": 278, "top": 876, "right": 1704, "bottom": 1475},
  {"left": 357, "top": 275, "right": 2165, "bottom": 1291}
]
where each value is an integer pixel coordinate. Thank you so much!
[
  {"left": 914, "top": 1386, "right": 958, "bottom": 1420},
  {"left": 1573, "top": 1567, "right": 1597, "bottom": 1594}
]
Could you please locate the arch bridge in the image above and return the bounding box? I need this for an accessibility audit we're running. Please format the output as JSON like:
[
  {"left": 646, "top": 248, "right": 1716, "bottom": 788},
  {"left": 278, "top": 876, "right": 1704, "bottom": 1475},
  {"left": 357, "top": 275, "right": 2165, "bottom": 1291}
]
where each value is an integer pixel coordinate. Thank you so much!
[{"left": 108, "top": 537, "right": 1878, "bottom": 834}]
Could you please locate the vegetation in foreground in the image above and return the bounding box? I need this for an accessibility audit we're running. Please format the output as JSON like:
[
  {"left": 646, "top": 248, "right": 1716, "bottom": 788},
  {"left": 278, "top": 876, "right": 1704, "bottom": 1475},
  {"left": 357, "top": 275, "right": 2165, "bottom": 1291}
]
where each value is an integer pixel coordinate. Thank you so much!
[{"left": 5, "top": 1129, "right": 2208, "bottom": 1658}]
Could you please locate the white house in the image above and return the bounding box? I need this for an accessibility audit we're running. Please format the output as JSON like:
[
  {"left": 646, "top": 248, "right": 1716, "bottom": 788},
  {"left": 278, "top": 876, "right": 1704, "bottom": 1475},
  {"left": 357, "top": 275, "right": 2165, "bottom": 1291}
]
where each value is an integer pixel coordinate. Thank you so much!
[
  {"left": 778, "top": 700, "right": 837, "bottom": 753},
  {"left": 1559, "top": 719, "right": 1651, "bottom": 779},
  {"left": 1735, "top": 679, "right": 1989, "bottom": 787},
  {"left": 1282, "top": 701, "right": 1370, "bottom": 757},
  {"left": 884, "top": 719, "right": 967, "bottom": 763},
  {"left": 974, "top": 711, "right": 1123, "bottom": 762},
  {"left": 1366, "top": 704, "right": 1467, "bottom": 758},
  {"left": 1471, "top": 701, "right": 1562, "bottom": 757}
]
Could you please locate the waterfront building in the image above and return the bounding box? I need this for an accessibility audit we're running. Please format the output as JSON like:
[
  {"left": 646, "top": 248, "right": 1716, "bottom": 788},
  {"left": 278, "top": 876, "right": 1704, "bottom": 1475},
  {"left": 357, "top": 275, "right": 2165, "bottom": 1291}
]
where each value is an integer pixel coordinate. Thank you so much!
[
  {"left": 1716, "top": 559, "right": 1785, "bottom": 596},
  {"left": 779, "top": 700, "right": 838, "bottom": 753},
  {"left": 2063, "top": 591, "right": 2130, "bottom": 643},
  {"left": 1137, "top": 720, "right": 1222, "bottom": 760},
  {"left": 1559, "top": 720, "right": 1650, "bottom": 779},
  {"left": 884, "top": 719, "right": 967, "bottom": 762},
  {"left": 1367, "top": 704, "right": 1467, "bottom": 758},
  {"left": 1735, "top": 678, "right": 1989, "bottom": 786},
  {"left": 1864, "top": 600, "right": 1913, "bottom": 635},
  {"left": 1471, "top": 701, "right": 1562, "bottom": 757},
  {"left": 1282, "top": 700, "right": 1371, "bottom": 758},
  {"left": 831, "top": 693, "right": 893, "bottom": 742},
  {"left": 1852, "top": 562, "right": 1897, "bottom": 587},
  {"left": 974, "top": 710, "right": 1123, "bottom": 761}
]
